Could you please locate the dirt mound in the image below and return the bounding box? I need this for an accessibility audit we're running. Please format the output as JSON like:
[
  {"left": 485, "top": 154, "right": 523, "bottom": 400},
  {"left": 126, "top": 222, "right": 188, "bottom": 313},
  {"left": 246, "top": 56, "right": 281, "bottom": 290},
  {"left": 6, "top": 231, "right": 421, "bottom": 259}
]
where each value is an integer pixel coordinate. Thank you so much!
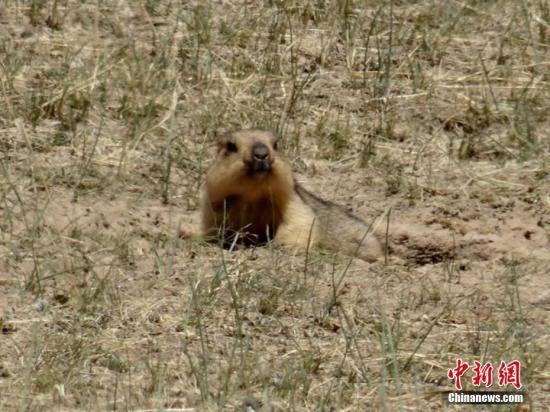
[{"left": 388, "top": 196, "right": 549, "bottom": 264}]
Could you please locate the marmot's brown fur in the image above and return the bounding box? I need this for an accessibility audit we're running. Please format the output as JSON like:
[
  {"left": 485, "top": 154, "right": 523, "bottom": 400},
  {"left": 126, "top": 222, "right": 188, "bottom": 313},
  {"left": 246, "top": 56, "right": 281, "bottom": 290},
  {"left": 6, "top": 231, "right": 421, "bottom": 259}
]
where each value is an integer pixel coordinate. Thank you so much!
[{"left": 200, "top": 129, "right": 383, "bottom": 262}]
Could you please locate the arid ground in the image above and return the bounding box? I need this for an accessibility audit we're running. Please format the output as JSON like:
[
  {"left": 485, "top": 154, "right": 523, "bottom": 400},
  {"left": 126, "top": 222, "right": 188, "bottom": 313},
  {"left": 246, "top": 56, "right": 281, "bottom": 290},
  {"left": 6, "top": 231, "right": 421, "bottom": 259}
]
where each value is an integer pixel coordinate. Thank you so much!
[{"left": 0, "top": 1, "right": 549, "bottom": 410}]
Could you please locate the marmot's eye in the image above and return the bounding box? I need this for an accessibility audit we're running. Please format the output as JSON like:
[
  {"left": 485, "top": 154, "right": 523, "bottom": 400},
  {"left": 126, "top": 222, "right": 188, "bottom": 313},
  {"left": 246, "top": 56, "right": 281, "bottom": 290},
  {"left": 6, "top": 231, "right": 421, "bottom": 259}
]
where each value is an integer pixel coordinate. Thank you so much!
[
  {"left": 226, "top": 142, "right": 238, "bottom": 152},
  {"left": 273, "top": 141, "right": 278, "bottom": 150}
]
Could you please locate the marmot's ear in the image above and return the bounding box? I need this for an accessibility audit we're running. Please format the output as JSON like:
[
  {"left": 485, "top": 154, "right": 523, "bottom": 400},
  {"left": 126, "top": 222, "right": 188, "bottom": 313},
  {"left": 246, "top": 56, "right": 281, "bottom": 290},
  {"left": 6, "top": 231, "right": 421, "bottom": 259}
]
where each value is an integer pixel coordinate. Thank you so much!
[
  {"left": 213, "top": 132, "right": 230, "bottom": 148},
  {"left": 266, "top": 130, "right": 280, "bottom": 148}
]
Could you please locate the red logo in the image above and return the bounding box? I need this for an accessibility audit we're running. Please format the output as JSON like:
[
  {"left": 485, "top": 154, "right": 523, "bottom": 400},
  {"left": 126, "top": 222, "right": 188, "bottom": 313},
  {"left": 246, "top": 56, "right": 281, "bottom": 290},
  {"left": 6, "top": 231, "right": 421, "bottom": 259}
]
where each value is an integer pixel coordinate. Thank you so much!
[
  {"left": 472, "top": 361, "right": 494, "bottom": 387},
  {"left": 448, "top": 358, "right": 470, "bottom": 390},
  {"left": 498, "top": 360, "right": 522, "bottom": 390},
  {"left": 448, "top": 359, "right": 522, "bottom": 390}
]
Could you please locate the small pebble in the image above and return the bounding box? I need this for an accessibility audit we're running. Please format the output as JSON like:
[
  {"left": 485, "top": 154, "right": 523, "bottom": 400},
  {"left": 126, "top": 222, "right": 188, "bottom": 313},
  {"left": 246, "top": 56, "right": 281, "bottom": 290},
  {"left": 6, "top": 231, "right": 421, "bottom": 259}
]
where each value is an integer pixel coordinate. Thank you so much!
[{"left": 32, "top": 299, "right": 48, "bottom": 312}]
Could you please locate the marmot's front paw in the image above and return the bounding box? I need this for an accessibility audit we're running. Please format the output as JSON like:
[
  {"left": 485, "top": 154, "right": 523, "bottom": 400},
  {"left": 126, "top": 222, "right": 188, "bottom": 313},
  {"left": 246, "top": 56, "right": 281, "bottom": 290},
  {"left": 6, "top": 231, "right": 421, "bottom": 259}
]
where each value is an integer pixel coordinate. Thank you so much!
[{"left": 179, "top": 229, "right": 199, "bottom": 240}]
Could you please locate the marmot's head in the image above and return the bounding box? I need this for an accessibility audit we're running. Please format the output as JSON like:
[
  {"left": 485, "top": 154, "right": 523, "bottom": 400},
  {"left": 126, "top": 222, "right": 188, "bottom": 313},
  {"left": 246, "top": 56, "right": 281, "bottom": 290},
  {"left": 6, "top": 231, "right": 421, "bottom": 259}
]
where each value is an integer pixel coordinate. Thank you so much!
[{"left": 214, "top": 129, "right": 281, "bottom": 178}]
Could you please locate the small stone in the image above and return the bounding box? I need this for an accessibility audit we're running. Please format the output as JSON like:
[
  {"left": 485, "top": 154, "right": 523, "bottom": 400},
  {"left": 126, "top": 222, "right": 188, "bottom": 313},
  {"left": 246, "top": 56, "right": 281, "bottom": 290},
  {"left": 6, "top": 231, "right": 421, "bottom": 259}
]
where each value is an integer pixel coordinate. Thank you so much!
[
  {"left": 242, "top": 395, "right": 261, "bottom": 411},
  {"left": 32, "top": 299, "right": 48, "bottom": 312}
]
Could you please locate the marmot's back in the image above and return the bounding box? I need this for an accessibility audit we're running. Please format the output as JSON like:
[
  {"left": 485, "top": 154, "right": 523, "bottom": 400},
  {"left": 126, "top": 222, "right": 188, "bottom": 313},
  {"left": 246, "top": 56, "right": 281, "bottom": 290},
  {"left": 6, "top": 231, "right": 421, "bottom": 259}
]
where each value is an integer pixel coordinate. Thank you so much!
[
  {"left": 294, "top": 184, "right": 383, "bottom": 262},
  {"left": 200, "top": 129, "right": 383, "bottom": 262}
]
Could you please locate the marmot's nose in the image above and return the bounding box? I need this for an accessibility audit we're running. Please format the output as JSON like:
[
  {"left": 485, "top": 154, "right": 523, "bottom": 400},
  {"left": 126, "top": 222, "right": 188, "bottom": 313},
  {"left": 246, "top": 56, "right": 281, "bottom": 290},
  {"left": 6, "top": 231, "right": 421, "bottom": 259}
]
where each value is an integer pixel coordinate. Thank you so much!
[{"left": 252, "top": 143, "right": 270, "bottom": 161}]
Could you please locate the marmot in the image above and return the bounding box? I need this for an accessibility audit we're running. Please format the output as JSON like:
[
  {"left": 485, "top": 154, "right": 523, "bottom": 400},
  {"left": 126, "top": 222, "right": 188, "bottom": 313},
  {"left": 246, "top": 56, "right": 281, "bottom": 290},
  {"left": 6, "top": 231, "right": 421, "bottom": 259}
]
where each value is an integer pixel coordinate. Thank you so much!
[{"left": 199, "top": 129, "right": 384, "bottom": 262}]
